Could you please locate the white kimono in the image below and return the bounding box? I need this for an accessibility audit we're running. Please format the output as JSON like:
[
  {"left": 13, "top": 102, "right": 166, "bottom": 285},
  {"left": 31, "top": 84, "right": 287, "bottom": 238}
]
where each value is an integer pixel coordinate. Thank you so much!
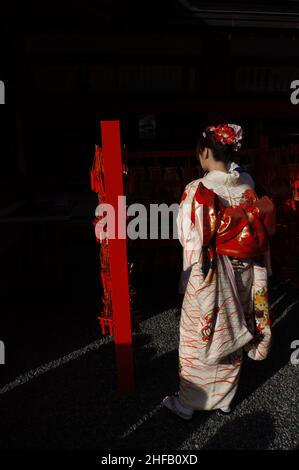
[{"left": 177, "top": 170, "right": 272, "bottom": 411}]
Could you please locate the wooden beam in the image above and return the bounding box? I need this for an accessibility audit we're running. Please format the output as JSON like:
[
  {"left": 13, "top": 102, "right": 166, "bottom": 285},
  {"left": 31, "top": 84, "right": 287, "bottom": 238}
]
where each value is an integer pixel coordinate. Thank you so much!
[{"left": 101, "top": 120, "right": 135, "bottom": 394}]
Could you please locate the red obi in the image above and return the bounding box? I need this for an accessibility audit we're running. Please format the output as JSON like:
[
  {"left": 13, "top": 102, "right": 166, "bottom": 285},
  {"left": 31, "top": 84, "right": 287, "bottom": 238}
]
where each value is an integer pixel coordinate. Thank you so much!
[{"left": 191, "top": 182, "right": 276, "bottom": 259}]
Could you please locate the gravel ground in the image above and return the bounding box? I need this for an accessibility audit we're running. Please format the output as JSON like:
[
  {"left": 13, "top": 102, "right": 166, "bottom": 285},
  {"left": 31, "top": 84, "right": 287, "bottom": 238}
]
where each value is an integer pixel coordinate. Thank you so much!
[{"left": 0, "top": 277, "right": 298, "bottom": 450}]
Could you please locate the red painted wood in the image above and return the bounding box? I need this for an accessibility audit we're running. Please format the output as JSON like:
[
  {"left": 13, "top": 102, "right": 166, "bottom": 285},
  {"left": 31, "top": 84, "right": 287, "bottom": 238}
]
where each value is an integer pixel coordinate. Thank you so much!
[{"left": 101, "top": 120, "right": 135, "bottom": 393}]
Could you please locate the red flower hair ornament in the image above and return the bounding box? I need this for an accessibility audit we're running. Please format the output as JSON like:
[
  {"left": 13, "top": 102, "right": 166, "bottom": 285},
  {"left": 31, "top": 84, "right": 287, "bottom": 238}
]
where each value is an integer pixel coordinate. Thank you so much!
[{"left": 202, "top": 123, "right": 243, "bottom": 151}]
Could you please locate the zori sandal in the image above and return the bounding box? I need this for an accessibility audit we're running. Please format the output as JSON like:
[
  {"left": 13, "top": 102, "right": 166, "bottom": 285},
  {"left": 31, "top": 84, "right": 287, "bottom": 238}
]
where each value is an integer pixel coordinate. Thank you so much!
[
  {"left": 217, "top": 406, "right": 231, "bottom": 415},
  {"left": 163, "top": 394, "right": 194, "bottom": 420}
]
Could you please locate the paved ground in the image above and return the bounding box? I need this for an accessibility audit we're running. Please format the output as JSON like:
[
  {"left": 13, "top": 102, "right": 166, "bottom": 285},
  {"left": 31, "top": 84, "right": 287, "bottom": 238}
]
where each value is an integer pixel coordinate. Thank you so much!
[{"left": 0, "top": 267, "right": 298, "bottom": 450}]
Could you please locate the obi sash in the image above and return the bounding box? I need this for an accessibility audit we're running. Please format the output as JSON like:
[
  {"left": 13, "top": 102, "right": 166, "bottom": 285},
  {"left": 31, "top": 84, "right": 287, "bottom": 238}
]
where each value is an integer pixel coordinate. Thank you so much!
[{"left": 191, "top": 182, "right": 276, "bottom": 261}]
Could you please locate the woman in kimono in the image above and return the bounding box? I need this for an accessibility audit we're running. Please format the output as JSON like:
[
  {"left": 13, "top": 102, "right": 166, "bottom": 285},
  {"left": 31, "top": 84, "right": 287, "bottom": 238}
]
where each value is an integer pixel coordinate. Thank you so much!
[{"left": 163, "top": 123, "right": 276, "bottom": 419}]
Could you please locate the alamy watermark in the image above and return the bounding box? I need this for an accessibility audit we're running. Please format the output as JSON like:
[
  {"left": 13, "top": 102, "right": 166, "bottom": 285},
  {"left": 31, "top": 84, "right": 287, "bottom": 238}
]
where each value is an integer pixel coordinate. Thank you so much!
[
  {"left": 0, "top": 340, "right": 5, "bottom": 365},
  {"left": 290, "top": 80, "right": 299, "bottom": 105},
  {"left": 96, "top": 197, "right": 178, "bottom": 240},
  {"left": 0, "top": 80, "right": 4, "bottom": 104},
  {"left": 94, "top": 196, "right": 201, "bottom": 249},
  {"left": 290, "top": 340, "right": 299, "bottom": 365}
]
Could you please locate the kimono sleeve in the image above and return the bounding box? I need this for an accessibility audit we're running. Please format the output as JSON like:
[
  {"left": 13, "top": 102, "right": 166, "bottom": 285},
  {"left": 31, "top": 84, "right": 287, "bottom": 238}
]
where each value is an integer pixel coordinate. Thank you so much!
[{"left": 176, "top": 182, "right": 203, "bottom": 271}]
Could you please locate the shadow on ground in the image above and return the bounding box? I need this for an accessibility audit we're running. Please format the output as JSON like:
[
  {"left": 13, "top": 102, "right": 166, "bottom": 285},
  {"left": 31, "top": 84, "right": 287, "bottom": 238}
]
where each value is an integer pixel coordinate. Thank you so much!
[
  {"left": 0, "top": 263, "right": 297, "bottom": 450},
  {"left": 0, "top": 333, "right": 211, "bottom": 450},
  {"left": 203, "top": 412, "right": 275, "bottom": 450}
]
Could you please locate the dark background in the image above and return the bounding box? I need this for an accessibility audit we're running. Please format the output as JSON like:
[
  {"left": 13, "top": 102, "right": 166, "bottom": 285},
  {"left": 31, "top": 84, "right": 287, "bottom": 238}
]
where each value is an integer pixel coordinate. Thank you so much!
[
  {"left": 1, "top": 1, "right": 299, "bottom": 179},
  {"left": 0, "top": 1, "right": 299, "bottom": 451},
  {"left": 1, "top": 1, "right": 299, "bottom": 279}
]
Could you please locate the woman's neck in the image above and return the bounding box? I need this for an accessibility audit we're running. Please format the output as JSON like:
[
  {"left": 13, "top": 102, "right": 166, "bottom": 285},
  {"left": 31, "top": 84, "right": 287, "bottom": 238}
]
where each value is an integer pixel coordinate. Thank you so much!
[{"left": 208, "top": 162, "right": 229, "bottom": 173}]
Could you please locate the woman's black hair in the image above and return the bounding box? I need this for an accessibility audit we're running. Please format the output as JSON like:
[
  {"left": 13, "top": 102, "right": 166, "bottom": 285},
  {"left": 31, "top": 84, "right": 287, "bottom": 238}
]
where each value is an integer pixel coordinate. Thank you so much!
[{"left": 195, "top": 124, "right": 235, "bottom": 164}]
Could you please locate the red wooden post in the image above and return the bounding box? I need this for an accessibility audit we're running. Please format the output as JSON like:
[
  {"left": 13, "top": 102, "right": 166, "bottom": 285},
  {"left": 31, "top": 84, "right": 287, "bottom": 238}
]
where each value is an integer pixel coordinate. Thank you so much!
[{"left": 100, "top": 120, "right": 135, "bottom": 393}]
